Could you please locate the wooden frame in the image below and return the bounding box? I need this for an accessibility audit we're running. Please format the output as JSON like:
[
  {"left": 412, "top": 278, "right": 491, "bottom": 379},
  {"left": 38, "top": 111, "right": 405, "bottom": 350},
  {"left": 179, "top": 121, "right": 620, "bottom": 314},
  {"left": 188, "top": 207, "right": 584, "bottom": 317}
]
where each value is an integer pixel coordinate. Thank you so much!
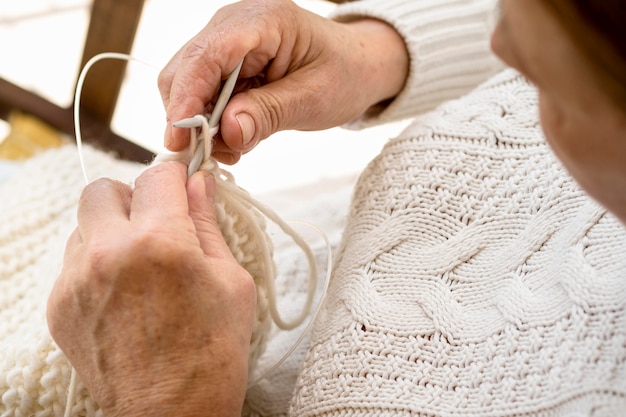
[{"left": 0, "top": 0, "right": 153, "bottom": 162}]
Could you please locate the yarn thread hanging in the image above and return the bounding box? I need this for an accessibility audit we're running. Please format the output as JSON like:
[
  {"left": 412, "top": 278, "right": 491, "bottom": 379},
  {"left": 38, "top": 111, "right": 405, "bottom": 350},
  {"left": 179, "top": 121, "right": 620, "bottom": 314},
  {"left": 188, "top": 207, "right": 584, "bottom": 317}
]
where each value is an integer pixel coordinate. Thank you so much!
[{"left": 151, "top": 113, "right": 319, "bottom": 333}]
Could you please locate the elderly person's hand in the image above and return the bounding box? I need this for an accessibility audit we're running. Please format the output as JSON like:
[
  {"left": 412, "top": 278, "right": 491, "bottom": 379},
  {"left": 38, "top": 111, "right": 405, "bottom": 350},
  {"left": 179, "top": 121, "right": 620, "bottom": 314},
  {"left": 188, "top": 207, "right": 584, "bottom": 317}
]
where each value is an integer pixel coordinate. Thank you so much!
[
  {"left": 159, "top": 0, "right": 409, "bottom": 164},
  {"left": 47, "top": 162, "right": 256, "bottom": 417}
]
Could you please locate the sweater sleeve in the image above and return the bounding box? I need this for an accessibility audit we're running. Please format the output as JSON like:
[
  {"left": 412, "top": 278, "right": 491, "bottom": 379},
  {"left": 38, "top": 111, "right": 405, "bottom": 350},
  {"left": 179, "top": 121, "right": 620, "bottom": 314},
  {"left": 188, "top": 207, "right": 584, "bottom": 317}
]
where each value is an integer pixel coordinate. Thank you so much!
[{"left": 329, "top": 0, "right": 505, "bottom": 128}]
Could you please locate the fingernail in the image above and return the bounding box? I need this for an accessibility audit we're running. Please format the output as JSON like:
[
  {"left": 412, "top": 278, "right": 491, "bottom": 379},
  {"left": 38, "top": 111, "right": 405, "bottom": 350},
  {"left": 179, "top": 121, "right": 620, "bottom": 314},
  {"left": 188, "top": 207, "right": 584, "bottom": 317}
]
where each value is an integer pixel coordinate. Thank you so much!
[
  {"left": 236, "top": 113, "right": 255, "bottom": 146},
  {"left": 203, "top": 171, "right": 216, "bottom": 197},
  {"left": 164, "top": 123, "right": 172, "bottom": 149}
]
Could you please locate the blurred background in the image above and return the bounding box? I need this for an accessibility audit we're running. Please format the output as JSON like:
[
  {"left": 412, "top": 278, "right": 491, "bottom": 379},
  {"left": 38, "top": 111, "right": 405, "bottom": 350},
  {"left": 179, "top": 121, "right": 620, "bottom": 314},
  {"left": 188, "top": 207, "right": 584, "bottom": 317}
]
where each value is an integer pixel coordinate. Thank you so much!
[{"left": 0, "top": 0, "right": 407, "bottom": 194}]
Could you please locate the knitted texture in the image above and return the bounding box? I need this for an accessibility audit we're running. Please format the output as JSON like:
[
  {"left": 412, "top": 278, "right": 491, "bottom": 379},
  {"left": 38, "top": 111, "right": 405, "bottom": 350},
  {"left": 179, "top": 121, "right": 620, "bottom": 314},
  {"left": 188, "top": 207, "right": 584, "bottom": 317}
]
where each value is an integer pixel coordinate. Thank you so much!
[
  {"left": 289, "top": 70, "right": 626, "bottom": 416},
  {"left": 0, "top": 146, "right": 139, "bottom": 417},
  {"left": 0, "top": 144, "right": 283, "bottom": 416}
]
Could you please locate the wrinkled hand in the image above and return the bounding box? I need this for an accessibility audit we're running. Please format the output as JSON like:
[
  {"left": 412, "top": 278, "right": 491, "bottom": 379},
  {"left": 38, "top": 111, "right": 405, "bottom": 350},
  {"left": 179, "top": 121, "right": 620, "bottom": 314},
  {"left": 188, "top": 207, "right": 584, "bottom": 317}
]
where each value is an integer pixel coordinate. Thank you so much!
[
  {"left": 159, "top": 0, "right": 408, "bottom": 164},
  {"left": 47, "top": 163, "right": 256, "bottom": 417}
]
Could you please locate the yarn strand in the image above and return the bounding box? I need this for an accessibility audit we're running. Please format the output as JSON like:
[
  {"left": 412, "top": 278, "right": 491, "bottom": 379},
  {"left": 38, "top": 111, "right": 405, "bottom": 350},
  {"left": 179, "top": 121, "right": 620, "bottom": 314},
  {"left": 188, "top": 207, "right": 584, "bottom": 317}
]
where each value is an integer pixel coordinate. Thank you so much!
[
  {"left": 247, "top": 220, "right": 332, "bottom": 388},
  {"left": 63, "top": 365, "right": 78, "bottom": 417},
  {"left": 73, "top": 52, "right": 158, "bottom": 183},
  {"left": 168, "top": 114, "right": 320, "bottom": 330}
]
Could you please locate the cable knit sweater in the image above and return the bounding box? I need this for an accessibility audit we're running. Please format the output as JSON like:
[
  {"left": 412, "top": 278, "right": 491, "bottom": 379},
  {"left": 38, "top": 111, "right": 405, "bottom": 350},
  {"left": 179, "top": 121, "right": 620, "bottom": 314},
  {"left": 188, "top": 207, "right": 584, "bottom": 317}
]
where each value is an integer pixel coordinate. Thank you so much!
[{"left": 287, "top": 0, "right": 626, "bottom": 416}]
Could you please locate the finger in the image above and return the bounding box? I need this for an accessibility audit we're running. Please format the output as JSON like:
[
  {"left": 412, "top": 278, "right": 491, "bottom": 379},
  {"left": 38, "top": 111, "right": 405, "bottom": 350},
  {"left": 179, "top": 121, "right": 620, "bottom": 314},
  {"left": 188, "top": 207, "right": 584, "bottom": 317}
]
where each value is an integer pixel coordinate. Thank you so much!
[
  {"left": 163, "top": 42, "right": 251, "bottom": 152},
  {"left": 157, "top": 47, "right": 182, "bottom": 111},
  {"left": 163, "top": 120, "right": 190, "bottom": 152},
  {"left": 77, "top": 178, "right": 132, "bottom": 241},
  {"left": 218, "top": 71, "right": 332, "bottom": 153},
  {"left": 212, "top": 151, "right": 241, "bottom": 165},
  {"left": 159, "top": 49, "right": 191, "bottom": 151},
  {"left": 210, "top": 137, "right": 242, "bottom": 165},
  {"left": 130, "top": 162, "right": 189, "bottom": 223},
  {"left": 63, "top": 228, "right": 83, "bottom": 260},
  {"left": 158, "top": 35, "right": 218, "bottom": 151},
  {"left": 186, "top": 171, "right": 236, "bottom": 260}
]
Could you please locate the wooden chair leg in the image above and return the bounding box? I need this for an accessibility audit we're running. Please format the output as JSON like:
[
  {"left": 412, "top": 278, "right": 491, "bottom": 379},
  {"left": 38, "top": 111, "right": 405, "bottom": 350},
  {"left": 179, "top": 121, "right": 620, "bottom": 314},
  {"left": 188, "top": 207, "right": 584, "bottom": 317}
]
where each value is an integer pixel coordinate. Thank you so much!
[{"left": 0, "top": 0, "right": 153, "bottom": 163}]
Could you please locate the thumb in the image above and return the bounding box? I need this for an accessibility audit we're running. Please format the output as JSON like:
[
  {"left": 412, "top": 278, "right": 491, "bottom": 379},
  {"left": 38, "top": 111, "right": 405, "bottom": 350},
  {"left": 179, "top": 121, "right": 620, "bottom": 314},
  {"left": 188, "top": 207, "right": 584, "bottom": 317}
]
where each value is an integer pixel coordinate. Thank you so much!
[
  {"left": 186, "top": 172, "right": 233, "bottom": 260},
  {"left": 219, "top": 74, "right": 322, "bottom": 153}
]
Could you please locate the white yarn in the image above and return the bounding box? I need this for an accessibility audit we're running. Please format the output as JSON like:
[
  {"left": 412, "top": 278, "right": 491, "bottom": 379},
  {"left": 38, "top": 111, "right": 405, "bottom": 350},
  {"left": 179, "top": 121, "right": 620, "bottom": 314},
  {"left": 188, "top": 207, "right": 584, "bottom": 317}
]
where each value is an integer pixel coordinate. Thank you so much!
[{"left": 73, "top": 52, "right": 159, "bottom": 184}]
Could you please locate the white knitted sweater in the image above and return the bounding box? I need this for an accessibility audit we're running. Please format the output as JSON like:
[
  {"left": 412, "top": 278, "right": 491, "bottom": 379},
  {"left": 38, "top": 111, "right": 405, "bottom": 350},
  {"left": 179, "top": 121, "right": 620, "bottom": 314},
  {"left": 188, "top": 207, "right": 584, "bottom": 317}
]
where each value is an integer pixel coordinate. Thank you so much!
[
  {"left": 287, "top": 0, "right": 626, "bottom": 416},
  {"left": 289, "top": 68, "right": 626, "bottom": 416}
]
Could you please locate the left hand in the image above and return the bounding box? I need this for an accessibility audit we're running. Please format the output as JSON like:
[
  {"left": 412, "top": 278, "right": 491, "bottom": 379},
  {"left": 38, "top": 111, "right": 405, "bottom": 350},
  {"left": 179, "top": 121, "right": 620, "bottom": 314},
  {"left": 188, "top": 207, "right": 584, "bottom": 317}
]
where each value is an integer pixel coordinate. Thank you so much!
[
  {"left": 158, "top": 0, "right": 408, "bottom": 164},
  {"left": 47, "top": 162, "right": 256, "bottom": 417}
]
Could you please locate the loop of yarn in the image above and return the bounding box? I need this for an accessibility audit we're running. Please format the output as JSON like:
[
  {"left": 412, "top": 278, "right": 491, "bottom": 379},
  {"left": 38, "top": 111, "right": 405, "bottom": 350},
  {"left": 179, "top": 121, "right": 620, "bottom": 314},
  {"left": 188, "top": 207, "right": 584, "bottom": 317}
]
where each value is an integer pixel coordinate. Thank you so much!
[{"left": 151, "top": 114, "right": 218, "bottom": 176}]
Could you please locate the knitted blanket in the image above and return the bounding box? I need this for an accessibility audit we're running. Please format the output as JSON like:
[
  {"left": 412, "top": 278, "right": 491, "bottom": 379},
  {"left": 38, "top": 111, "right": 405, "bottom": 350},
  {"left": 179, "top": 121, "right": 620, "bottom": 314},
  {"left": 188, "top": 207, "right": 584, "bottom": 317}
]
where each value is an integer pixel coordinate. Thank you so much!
[
  {"left": 0, "top": 144, "right": 352, "bottom": 416},
  {"left": 0, "top": 147, "right": 141, "bottom": 416},
  {"left": 289, "top": 70, "right": 626, "bottom": 416}
]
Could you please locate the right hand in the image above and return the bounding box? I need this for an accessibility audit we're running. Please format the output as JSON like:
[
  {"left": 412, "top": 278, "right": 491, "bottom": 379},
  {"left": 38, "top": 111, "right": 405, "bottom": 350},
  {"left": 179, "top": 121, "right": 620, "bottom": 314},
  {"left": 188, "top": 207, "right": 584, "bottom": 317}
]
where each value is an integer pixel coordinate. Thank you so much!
[
  {"left": 158, "top": 0, "right": 409, "bottom": 164},
  {"left": 47, "top": 164, "right": 256, "bottom": 417}
]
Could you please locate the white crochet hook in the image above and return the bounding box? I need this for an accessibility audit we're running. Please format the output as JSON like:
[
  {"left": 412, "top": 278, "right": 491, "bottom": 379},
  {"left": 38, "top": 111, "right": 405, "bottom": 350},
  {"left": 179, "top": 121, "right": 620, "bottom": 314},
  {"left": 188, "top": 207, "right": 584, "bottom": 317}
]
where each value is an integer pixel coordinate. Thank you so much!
[
  {"left": 173, "top": 60, "right": 243, "bottom": 130},
  {"left": 173, "top": 60, "right": 243, "bottom": 175}
]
